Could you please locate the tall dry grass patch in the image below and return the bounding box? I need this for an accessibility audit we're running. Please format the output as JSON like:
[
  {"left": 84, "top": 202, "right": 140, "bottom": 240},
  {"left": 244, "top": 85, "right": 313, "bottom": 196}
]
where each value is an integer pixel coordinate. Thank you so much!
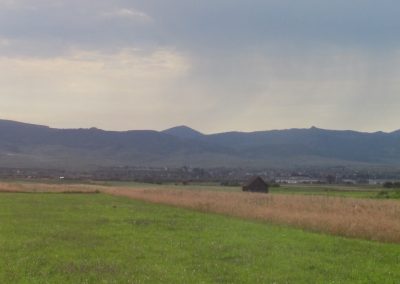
[
  {"left": 1, "top": 182, "right": 399, "bottom": 243},
  {"left": 105, "top": 188, "right": 400, "bottom": 243}
]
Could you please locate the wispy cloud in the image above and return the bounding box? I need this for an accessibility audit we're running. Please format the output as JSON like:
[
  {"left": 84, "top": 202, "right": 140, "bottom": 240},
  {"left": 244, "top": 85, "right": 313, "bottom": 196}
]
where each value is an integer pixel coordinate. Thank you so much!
[
  {"left": 101, "top": 8, "right": 153, "bottom": 24},
  {"left": 0, "top": 37, "right": 11, "bottom": 47},
  {"left": 0, "top": 0, "right": 36, "bottom": 10}
]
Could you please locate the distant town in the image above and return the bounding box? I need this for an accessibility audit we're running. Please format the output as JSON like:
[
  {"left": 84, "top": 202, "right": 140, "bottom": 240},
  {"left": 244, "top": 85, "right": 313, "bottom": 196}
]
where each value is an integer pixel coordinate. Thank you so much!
[{"left": 1, "top": 166, "right": 400, "bottom": 186}]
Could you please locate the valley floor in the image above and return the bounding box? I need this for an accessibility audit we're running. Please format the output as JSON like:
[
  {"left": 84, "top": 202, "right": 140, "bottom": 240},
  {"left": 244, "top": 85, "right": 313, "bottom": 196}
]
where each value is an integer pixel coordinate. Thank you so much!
[{"left": 0, "top": 192, "right": 399, "bottom": 283}]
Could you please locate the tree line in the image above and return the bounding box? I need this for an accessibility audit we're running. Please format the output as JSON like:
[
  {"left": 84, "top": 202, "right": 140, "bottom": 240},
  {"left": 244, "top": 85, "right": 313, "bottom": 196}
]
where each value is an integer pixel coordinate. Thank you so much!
[{"left": 383, "top": 182, "right": 400, "bottom": 189}]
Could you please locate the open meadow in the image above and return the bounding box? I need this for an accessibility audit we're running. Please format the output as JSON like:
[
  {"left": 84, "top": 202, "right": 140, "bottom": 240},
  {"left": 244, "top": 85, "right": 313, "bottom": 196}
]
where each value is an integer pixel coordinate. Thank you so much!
[
  {"left": 0, "top": 181, "right": 400, "bottom": 283},
  {"left": 94, "top": 180, "right": 400, "bottom": 199}
]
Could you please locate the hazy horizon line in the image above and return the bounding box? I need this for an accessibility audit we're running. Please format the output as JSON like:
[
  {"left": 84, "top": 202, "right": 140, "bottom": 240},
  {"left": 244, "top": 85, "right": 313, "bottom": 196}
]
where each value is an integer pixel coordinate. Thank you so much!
[{"left": 1, "top": 118, "right": 399, "bottom": 135}]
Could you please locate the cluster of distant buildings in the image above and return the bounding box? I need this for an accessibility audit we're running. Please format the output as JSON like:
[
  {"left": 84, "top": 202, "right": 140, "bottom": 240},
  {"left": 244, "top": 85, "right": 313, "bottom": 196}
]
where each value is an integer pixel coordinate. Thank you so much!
[
  {"left": 0, "top": 166, "right": 399, "bottom": 186},
  {"left": 275, "top": 176, "right": 392, "bottom": 185}
]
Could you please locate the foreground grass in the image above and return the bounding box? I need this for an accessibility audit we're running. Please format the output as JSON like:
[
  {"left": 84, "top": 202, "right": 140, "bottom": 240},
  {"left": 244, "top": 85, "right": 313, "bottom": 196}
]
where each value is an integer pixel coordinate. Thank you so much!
[{"left": 0, "top": 193, "right": 400, "bottom": 283}]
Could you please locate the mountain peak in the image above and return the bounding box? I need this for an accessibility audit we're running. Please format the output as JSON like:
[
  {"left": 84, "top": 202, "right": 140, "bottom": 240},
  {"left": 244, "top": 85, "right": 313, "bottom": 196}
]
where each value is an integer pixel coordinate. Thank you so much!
[{"left": 162, "top": 125, "right": 204, "bottom": 139}]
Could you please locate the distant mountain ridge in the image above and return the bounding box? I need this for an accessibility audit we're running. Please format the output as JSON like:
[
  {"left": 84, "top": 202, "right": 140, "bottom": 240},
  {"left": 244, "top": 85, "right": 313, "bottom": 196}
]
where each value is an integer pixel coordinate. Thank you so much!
[
  {"left": 162, "top": 126, "right": 204, "bottom": 139},
  {"left": 0, "top": 119, "right": 399, "bottom": 169}
]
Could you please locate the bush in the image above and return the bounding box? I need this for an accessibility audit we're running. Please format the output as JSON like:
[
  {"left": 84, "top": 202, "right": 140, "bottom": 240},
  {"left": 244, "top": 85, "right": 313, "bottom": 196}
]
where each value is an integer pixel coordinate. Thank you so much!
[
  {"left": 383, "top": 182, "right": 393, "bottom": 188},
  {"left": 376, "top": 190, "right": 390, "bottom": 199},
  {"left": 383, "top": 182, "right": 400, "bottom": 189}
]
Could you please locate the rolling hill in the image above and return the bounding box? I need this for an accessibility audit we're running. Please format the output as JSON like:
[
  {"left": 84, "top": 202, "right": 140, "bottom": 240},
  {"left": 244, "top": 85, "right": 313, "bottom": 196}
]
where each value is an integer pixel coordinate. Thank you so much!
[{"left": 0, "top": 119, "right": 400, "bottom": 169}]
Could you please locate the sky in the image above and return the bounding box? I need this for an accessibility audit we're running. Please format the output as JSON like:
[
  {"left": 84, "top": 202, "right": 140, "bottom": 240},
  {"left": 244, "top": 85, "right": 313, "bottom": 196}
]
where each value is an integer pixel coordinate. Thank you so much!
[{"left": 1, "top": 0, "right": 400, "bottom": 133}]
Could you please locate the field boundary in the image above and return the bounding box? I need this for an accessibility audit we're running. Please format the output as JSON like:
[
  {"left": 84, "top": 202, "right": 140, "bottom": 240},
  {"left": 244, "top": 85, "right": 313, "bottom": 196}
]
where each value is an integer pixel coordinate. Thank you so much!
[
  {"left": 2, "top": 181, "right": 399, "bottom": 243},
  {"left": 104, "top": 187, "right": 400, "bottom": 243}
]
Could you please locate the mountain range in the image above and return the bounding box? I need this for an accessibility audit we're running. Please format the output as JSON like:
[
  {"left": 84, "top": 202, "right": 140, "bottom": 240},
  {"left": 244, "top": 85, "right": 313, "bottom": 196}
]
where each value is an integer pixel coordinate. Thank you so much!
[{"left": 0, "top": 119, "right": 400, "bottom": 169}]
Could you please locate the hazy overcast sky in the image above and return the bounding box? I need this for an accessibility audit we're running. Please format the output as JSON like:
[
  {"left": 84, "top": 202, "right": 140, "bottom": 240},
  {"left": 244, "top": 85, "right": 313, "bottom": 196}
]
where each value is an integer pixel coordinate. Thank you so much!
[{"left": 1, "top": 0, "right": 399, "bottom": 133}]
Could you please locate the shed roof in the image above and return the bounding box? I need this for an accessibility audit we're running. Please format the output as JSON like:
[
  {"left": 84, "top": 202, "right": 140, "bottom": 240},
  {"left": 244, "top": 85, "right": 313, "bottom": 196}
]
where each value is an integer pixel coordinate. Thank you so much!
[{"left": 245, "top": 176, "right": 268, "bottom": 187}]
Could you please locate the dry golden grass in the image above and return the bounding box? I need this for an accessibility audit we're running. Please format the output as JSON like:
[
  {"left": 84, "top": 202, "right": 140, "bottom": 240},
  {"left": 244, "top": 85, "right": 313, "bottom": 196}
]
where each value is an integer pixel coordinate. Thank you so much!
[
  {"left": 104, "top": 188, "right": 400, "bottom": 243},
  {"left": 1, "top": 182, "right": 400, "bottom": 243}
]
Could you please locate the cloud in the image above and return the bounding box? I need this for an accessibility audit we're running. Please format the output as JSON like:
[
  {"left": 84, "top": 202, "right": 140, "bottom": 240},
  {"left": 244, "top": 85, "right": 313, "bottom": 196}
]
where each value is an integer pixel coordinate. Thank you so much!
[
  {"left": 0, "top": 1, "right": 156, "bottom": 56},
  {"left": 0, "top": 37, "right": 11, "bottom": 47},
  {"left": 0, "top": 48, "right": 190, "bottom": 129},
  {"left": 100, "top": 8, "right": 153, "bottom": 23},
  {"left": 0, "top": 0, "right": 400, "bottom": 132},
  {"left": 0, "top": 0, "right": 36, "bottom": 10},
  {"left": 161, "top": 45, "right": 400, "bottom": 133}
]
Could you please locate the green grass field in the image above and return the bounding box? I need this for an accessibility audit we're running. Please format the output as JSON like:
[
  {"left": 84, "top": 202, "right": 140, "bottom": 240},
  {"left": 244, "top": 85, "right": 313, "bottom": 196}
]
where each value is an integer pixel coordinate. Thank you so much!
[
  {"left": 3, "top": 178, "right": 400, "bottom": 199},
  {"left": 94, "top": 180, "right": 400, "bottom": 199},
  {"left": 272, "top": 184, "right": 400, "bottom": 198},
  {"left": 0, "top": 193, "right": 399, "bottom": 283}
]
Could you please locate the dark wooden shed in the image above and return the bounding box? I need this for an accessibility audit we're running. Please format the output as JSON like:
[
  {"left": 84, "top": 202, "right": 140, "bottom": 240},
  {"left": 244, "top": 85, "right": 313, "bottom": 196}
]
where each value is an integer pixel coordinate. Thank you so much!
[{"left": 242, "top": 176, "right": 269, "bottom": 193}]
